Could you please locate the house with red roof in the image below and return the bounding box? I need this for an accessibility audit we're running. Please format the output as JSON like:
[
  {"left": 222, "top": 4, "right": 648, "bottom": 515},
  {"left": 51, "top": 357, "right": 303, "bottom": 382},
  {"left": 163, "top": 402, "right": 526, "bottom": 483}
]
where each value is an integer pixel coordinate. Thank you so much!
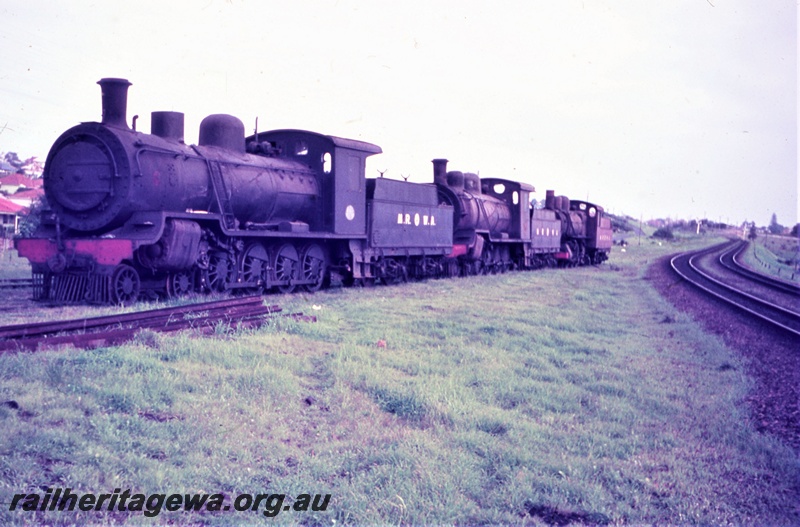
[
  {"left": 5, "top": 188, "right": 43, "bottom": 209},
  {"left": 0, "top": 195, "right": 24, "bottom": 239},
  {"left": 0, "top": 172, "right": 44, "bottom": 238},
  {"left": 0, "top": 173, "right": 43, "bottom": 194}
]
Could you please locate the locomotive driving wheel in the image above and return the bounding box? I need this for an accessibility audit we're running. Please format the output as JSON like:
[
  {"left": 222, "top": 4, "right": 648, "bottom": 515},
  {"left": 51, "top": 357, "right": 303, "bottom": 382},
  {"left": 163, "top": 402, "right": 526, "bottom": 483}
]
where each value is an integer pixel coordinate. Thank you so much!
[
  {"left": 565, "top": 240, "right": 581, "bottom": 267},
  {"left": 482, "top": 254, "right": 496, "bottom": 274},
  {"left": 240, "top": 243, "right": 269, "bottom": 292},
  {"left": 204, "top": 251, "right": 236, "bottom": 293},
  {"left": 566, "top": 240, "right": 587, "bottom": 267},
  {"left": 111, "top": 264, "right": 140, "bottom": 305},
  {"left": 167, "top": 270, "right": 194, "bottom": 298},
  {"left": 272, "top": 243, "right": 299, "bottom": 294},
  {"left": 299, "top": 243, "right": 328, "bottom": 292}
]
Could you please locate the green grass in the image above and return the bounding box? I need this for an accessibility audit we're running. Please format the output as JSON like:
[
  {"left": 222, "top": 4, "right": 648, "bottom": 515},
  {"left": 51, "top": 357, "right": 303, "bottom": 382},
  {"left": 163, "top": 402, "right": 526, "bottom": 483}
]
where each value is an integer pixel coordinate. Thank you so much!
[
  {"left": 741, "top": 235, "right": 800, "bottom": 284},
  {"left": 0, "top": 237, "right": 798, "bottom": 525}
]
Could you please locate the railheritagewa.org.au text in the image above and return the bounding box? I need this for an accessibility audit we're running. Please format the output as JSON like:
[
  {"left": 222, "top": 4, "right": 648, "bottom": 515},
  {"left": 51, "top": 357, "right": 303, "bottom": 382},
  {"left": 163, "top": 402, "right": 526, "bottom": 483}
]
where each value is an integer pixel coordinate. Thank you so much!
[{"left": 9, "top": 487, "right": 331, "bottom": 518}]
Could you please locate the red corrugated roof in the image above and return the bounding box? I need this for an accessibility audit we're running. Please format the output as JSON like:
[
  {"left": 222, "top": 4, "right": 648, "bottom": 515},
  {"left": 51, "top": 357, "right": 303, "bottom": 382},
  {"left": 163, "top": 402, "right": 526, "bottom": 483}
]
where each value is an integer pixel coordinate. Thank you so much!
[
  {"left": 0, "top": 173, "right": 43, "bottom": 188},
  {"left": 9, "top": 188, "right": 43, "bottom": 200},
  {"left": 0, "top": 195, "right": 24, "bottom": 214}
]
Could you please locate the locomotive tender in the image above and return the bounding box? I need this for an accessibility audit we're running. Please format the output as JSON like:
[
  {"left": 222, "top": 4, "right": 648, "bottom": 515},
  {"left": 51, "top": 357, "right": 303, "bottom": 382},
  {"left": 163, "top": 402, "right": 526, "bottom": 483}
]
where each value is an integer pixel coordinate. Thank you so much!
[{"left": 16, "top": 78, "right": 612, "bottom": 304}]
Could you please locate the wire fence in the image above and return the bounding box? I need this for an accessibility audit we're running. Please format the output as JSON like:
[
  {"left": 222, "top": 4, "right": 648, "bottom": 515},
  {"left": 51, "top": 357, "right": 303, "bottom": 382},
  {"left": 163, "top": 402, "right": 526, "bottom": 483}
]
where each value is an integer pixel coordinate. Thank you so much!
[{"left": 750, "top": 239, "right": 798, "bottom": 280}]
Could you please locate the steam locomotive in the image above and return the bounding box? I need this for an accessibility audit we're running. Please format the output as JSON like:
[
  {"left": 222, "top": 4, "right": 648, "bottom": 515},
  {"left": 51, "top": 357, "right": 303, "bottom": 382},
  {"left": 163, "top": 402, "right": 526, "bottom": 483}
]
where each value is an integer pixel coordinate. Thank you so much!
[{"left": 16, "top": 78, "right": 612, "bottom": 304}]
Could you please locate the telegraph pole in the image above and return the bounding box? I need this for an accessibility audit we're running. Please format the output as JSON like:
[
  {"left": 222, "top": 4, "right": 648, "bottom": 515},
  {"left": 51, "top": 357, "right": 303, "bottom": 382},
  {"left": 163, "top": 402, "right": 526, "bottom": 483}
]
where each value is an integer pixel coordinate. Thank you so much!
[{"left": 638, "top": 214, "right": 642, "bottom": 246}]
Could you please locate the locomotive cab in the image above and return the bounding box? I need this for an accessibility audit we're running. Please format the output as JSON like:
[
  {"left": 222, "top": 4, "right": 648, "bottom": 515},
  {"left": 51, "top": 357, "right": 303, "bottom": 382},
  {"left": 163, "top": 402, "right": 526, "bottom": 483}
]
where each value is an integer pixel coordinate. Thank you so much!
[
  {"left": 570, "top": 200, "right": 613, "bottom": 256},
  {"left": 480, "top": 178, "right": 534, "bottom": 241},
  {"left": 247, "top": 130, "right": 382, "bottom": 236}
]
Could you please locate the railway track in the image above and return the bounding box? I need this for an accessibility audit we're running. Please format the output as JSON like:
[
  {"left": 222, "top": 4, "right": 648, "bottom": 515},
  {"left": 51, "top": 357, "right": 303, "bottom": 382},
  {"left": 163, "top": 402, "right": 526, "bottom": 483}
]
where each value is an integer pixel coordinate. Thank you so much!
[
  {"left": 718, "top": 240, "right": 800, "bottom": 295},
  {"left": 0, "top": 278, "right": 33, "bottom": 289},
  {"left": 0, "top": 295, "right": 313, "bottom": 353},
  {"left": 670, "top": 241, "right": 800, "bottom": 338}
]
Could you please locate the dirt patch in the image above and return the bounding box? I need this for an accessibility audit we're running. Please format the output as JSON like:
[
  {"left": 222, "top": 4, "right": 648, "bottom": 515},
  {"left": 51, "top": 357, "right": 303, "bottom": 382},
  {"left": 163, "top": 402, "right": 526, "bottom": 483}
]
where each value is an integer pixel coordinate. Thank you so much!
[
  {"left": 646, "top": 254, "right": 800, "bottom": 453},
  {"left": 524, "top": 502, "right": 610, "bottom": 526}
]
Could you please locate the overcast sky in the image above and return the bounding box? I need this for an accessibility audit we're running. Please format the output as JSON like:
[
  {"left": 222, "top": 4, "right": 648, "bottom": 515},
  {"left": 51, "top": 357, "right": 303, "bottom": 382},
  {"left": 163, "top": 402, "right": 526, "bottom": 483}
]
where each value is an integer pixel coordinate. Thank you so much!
[{"left": 0, "top": 0, "right": 796, "bottom": 226}]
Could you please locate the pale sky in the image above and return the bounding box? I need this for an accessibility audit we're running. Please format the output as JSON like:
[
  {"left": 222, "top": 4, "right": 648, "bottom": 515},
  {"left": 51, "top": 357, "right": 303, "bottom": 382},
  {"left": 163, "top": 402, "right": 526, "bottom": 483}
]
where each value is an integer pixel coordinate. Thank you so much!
[{"left": 0, "top": 0, "right": 796, "bottom": 226}]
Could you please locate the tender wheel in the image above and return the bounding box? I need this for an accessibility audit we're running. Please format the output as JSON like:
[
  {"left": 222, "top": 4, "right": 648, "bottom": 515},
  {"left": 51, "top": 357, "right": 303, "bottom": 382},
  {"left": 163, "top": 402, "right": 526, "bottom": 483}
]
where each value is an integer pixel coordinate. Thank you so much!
[
  {"left": 167, "top": 270, "right": 194, "bottom": 298},
  {"left": 111, "top": 264, "right": 140, "bottom": 305},
  {"left": 416, "top": 256, "right": 441, "bottom": 279},
  {"left": 445, "top": 259, "right": 459, "bottom": 278},
  {"left": 299, "top": 243, "right": 328, "bottom": 292},
  {"left": 241, "top": 243, "right": 269, "bottom": 292},
  {"left": 468, "top": 260, "right": 482, "bottom": 276},
  {"left": 272, "top": 243, "right": 299, "bottom": 294},
  {"left": 378, "top": 258, "right": 407, "bottom": 285},
  {"left": 204, "top": 251, "right": 236, "bottom": 293}
]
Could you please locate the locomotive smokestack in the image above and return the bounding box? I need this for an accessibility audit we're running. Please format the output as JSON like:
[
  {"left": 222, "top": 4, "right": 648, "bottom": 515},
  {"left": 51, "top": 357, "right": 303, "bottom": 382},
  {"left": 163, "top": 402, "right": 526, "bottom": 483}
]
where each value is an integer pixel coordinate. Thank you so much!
[
  {"left": 97, "top": 78, "right": 132, "bottom": 129},
  {"left": 432, "top": 158, "right": 448, "bottom": 185},
  {"left": 545, "top": 190, "right": 555, "bottom": 209}
]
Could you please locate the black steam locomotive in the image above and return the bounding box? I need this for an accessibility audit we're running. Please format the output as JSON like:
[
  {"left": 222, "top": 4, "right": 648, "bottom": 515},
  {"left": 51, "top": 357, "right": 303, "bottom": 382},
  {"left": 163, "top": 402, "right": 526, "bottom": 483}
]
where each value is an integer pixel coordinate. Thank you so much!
[{"left": 16, "top": 79, "right": 612, "bottom": 304}]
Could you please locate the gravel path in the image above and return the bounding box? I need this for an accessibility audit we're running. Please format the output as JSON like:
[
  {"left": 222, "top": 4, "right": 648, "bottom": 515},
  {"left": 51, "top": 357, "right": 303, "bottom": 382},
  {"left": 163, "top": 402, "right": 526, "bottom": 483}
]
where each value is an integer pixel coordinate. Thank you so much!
[{"left": 647, "top": 253, "right": 800, "bottom": 453}]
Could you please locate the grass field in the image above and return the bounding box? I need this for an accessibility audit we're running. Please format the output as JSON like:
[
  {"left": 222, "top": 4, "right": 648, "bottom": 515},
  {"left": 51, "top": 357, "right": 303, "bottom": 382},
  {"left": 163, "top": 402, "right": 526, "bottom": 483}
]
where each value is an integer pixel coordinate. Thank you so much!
[
  {"left": 0, "top": 237, "right": 798, "bottom": 525},
  {"left": 741, "top": 234, "right": 800, "bottom": 284}
]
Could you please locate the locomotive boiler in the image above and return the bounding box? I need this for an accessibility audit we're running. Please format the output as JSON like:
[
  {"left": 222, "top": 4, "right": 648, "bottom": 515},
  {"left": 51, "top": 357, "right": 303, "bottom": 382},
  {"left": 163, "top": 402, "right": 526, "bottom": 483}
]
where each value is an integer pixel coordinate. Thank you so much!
[{"left": 45, "top": 79, "right": 320, "bottom": 233}]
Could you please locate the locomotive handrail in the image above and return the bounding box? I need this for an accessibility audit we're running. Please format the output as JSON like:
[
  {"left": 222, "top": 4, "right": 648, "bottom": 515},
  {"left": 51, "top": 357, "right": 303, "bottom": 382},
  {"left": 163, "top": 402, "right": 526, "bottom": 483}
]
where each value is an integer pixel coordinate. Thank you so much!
[
  {"left": 97, "top": 135, "right": 120, "bottom": 188},
  {"left": 132, "top": 144, "right": 205, "bottom": 173},
  {"left": 182, "top": 144, "right": 237, "bottom": 232},
  {"left": 206, "top": 159, "right": 236, "bottom": 231}
]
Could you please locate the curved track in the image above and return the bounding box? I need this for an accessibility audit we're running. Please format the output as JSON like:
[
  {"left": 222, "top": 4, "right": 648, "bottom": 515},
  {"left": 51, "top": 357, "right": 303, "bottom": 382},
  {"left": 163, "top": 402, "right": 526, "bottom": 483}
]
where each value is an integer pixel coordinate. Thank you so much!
[
  {"left": 718, "top": 240, "right": 800, "bottom": 296},
  {"left": 670, "top": 241, "right": 800, "bottom": 338}
]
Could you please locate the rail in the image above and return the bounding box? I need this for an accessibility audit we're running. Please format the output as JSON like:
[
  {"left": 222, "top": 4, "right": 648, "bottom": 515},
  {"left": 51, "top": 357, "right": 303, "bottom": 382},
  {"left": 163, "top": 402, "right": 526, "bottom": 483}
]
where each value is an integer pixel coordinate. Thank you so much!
[
  {"left": 0, "top": 278, "right": 33, "bottom": 289},
  {"left": 670, "top": 241, "right": 800, "bottom": 338},
  {"left": 718, "top": 241, "right": 800, "bottom": 295},
  {"left": 0, "top": 295, "right": 314, "bottom": 353}
]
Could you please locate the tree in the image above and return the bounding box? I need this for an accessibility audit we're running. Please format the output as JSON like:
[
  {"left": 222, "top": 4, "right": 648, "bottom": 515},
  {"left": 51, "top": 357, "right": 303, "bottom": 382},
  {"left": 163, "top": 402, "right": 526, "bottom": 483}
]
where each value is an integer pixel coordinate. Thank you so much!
[
  {"left": 3, "top": 152, "right": 23, "bottom": 171},
  {"left": 1, "top": 152, "right": 43, "bottom": 176},
  {"left": 652, "top": 226, "right": 674, "bottom": 240},
  {"left": 768, "top": 213, "right": 783, "bottom": 235},
  {"left": 16, "top": 197, "right": 45, "bottom": 238}
]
